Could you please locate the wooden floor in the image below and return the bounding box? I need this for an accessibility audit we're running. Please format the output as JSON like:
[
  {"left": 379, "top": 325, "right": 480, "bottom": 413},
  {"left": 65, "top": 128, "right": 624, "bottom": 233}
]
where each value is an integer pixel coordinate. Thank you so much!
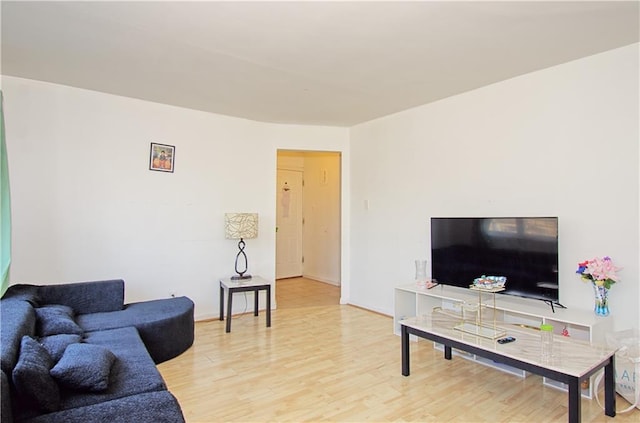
[{"left": 158, "top": 277, "right": 639, "bottom": 422}]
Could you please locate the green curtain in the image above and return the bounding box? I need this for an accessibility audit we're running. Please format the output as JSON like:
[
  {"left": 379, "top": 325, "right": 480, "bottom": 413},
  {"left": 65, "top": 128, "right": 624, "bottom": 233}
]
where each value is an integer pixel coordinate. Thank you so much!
[{"left": 1, "top": 91, "right": 10, "bottom": 295}]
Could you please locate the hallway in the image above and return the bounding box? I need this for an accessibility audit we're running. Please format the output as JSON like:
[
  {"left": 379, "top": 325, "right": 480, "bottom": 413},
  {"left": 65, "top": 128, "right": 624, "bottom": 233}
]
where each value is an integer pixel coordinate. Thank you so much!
[{"left": 276, "top": 277, "right": 340, "bottom": 309}]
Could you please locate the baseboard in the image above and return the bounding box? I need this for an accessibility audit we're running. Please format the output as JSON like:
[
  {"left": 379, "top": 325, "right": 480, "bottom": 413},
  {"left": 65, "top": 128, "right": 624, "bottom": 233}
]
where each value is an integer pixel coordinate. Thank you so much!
[
  {"left": 195, "top": 302, "right": 277, "bottom": 323},
  {"left": 302, "top": 273, "right": 340, "bottom": 286},
  {"left": 346, "top": 299, "right": 392, "bottom": 317},
  {"left": 195, "top": 312, "right": 218, "bottom": 322}
]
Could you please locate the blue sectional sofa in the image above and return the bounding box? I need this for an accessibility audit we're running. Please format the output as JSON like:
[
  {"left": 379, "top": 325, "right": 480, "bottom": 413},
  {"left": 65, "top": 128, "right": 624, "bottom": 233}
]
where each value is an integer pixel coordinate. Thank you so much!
[{"left": 0, "top": 279, "right": 194, "bottom": 423}]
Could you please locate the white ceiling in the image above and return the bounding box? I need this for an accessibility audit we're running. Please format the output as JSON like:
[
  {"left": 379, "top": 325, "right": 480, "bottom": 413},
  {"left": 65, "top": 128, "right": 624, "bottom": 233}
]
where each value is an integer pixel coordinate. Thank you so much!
[{"left": 2, "top": 1, "right": 639, "bottom": 127}]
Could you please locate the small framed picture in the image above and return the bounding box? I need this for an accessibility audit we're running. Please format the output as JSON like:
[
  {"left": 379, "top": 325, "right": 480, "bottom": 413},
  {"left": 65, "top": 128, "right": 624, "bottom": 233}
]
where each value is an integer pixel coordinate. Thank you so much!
[{"left": 149, "top": 143, "right": 175, "bottom": 173}]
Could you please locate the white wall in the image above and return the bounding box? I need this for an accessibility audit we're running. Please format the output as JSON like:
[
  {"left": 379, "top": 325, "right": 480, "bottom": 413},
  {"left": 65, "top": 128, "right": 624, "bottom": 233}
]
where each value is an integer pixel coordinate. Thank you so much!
[
  {"left": 3, "top": 44, "right": 638, "bottom": 330},
  {"left": 350, "top": 44, "right": 640, "bottom": 331},
  {"left": 2, "top": 76, "right": 350, "bottom": 319}
]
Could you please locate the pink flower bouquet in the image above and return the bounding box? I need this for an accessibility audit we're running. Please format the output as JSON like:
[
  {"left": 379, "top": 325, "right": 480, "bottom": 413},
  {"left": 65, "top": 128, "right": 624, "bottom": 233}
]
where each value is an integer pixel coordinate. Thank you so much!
[{"left": 576, "top": 256, "right": 620, "bottom": 289}]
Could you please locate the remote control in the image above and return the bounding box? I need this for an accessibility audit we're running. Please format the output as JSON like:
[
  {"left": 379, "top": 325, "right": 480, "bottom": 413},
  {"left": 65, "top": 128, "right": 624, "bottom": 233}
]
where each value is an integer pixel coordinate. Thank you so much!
[{"left": 497, "top": 336, "right": 516, "bottom": 344}]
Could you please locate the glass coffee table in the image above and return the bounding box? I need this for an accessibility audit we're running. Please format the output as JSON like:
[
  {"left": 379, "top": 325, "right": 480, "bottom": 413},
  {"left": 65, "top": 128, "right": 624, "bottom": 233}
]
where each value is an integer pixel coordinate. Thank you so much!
[{"left": 400, "top": 312, "right": 617, "bottom": 423}]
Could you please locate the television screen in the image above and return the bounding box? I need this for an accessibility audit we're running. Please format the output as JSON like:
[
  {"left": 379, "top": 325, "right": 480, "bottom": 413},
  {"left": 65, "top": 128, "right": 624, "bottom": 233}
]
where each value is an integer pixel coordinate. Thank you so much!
[{"left": 430, "top": 217, "right": 559, "bottom": 302}]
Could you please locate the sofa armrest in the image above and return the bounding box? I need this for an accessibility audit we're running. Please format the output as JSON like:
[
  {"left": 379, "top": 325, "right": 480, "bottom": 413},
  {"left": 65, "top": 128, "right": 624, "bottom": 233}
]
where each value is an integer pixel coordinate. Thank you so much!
[{"left": 37, "top": 280, "right": 125, "bottom": 315}]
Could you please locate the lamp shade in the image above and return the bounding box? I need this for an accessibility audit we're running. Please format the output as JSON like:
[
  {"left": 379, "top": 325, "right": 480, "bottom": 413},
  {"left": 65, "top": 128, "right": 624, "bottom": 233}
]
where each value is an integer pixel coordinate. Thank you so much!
[{"left": 224, "top": 213, "right": 258, "bottom": 239}]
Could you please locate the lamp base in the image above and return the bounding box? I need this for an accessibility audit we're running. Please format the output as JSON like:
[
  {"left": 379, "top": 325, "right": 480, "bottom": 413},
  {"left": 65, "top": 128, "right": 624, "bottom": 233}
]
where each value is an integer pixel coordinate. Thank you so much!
[{"left": 231, "top": 274, "right": 252, "bottom": 281}]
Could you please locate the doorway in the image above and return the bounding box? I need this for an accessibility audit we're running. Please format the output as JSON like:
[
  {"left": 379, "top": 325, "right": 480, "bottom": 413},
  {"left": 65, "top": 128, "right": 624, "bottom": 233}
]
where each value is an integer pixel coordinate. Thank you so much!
[{"left": 276, "top": 151, "right": 341, "bottom": 296}]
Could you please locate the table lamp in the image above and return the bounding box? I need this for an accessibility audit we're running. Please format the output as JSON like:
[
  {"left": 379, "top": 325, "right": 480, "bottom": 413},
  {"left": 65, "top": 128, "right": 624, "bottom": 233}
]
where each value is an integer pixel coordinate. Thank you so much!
[{"left": 225, "top": 213, "right": 258, "bottom": 280}]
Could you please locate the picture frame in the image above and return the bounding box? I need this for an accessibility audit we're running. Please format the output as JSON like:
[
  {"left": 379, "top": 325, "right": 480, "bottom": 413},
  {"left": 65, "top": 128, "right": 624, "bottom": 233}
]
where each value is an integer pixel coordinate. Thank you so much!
[{"left": 149, "top": 142, "right": 175, "bottom": 173}]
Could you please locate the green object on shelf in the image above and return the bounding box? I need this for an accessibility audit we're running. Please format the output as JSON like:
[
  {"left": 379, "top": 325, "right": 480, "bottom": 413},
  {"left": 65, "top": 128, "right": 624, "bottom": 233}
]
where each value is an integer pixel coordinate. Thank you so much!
[{"left": 540, "top": 324, "right": 554, "bottom": 332}]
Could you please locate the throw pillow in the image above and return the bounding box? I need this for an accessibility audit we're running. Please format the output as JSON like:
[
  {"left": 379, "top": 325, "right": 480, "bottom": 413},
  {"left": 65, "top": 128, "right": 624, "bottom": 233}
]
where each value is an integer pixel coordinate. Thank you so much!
[
  {"left": 12, "top": 336, "right": 60, "bottom": 413},
  {"left": 39, "top": 334, "right": 83, "bottom": 362},
  {"left": 35, "top": 305, "right": 83, "bottom": 336},
  {"left": 50, "top": 343, "right": 116, "bottom": 392}
]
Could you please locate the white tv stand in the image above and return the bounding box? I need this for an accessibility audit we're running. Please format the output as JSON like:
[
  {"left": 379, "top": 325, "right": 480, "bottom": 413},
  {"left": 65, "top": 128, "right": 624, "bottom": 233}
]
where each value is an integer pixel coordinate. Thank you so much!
[{"left": 394, "top": 283, "right": 613, "bottom": 398}]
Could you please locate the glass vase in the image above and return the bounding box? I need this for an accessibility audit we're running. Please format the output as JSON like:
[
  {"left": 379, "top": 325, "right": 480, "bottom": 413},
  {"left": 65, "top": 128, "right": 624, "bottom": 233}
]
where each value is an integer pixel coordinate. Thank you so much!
[
  {"left": 415, "top": 260, "right": 427, "bottom": 283},
  {"left": 593, "top": 284, "right": 610, "bottom": 316}
]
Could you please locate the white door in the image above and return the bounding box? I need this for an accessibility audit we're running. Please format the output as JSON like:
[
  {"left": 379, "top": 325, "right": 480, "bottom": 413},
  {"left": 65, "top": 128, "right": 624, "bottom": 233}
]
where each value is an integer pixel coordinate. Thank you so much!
[{"left": 276, "top": 170, "right": 303, "bottom": 279}]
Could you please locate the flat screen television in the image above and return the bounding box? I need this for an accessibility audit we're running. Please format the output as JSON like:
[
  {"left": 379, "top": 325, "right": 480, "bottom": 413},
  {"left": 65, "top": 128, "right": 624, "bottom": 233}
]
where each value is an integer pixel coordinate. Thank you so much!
[{"left": 430, "top": 217, "right": 559, "bottom": 302}]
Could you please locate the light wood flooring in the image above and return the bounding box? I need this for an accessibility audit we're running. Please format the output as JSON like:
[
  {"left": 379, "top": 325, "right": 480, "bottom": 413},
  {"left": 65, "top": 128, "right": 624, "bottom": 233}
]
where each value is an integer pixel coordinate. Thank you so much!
[{"left": 158, "top": 277, "right": 639, "bottom": 422}]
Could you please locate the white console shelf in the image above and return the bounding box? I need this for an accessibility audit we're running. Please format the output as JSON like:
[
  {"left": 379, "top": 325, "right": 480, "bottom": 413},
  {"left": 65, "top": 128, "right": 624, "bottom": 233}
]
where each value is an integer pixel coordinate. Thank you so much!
[{"left": 394, "top": 283, "right": 613, "bottom": 398}]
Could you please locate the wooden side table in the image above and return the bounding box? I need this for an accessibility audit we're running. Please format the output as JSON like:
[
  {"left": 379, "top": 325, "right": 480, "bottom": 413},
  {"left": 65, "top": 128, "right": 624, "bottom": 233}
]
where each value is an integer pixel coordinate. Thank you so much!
[{"left": 219, "top": 276, "right": 271, "bottom": 333}]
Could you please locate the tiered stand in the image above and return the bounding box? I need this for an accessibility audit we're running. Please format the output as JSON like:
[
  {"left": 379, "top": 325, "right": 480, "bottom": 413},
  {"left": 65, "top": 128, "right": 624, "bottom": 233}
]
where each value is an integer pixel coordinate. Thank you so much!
[{"left": 453, "top": 285, "right": 506, "bottom": 339}]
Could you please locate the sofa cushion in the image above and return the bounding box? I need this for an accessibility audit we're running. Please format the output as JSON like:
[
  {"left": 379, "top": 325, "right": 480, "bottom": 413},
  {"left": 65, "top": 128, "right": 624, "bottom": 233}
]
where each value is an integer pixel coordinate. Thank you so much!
[
  {"left": 20, "top": 390, "right": 186, "bottom": 423},
  {"left": 12, "top": 336, "right": 60, "bottom": 413},
  {"left": 35, "top": 305, "right": 83, "bottom": 336},
  {"left": 37, "top": 280, "right": 125, "bottom": 315},
  {"left": 39, "top": 334, "right": 83, "bottom": 362},
  {"left": 51, "top": 344, "right": 116, "bottom": 392},
  {"left": 77, "top": 296, "right": 194, "bottom": 363},
  {"left": 57, "top": 327, "right": 166, "bottom": 411},
  {"left": 1, "top": 370, "right": 13, "bottom": 423}
]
